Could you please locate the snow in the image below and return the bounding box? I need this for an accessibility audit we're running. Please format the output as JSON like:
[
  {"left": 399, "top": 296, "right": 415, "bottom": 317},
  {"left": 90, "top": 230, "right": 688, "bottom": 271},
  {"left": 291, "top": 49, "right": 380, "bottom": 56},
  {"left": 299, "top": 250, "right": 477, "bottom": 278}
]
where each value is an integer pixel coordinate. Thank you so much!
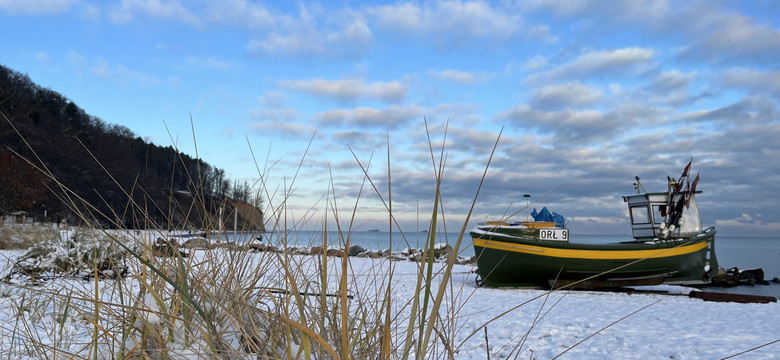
[{"left": 0, "top": 245, "right": 778, "bottom": 359}]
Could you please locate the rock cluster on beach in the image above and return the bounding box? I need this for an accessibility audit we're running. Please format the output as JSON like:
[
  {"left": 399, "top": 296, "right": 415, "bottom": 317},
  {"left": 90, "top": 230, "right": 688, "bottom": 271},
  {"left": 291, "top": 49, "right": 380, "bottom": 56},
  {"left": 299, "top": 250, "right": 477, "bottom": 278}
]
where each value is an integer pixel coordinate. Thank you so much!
[{"left": 179, "top": 237, "right": 476, "bottom": 265}]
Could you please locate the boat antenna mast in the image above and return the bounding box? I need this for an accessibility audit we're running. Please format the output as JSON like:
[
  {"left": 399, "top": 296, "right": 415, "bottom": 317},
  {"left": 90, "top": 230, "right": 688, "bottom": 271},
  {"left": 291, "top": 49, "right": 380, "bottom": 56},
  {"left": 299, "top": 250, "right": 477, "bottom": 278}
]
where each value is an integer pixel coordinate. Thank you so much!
[
  {"left": 633, "top": 176, "right": 645, "bottom": 194},
  {"left": 523, "top": 194, "right": 531, "bottom": 222}
]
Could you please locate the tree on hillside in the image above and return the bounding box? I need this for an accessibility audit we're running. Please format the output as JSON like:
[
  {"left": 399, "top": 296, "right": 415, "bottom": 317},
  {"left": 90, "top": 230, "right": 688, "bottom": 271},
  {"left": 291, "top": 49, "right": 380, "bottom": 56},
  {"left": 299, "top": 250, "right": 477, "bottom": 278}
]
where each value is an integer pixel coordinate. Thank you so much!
[{"left": 0, "top": 148, "right": 50, "bottom": 217}]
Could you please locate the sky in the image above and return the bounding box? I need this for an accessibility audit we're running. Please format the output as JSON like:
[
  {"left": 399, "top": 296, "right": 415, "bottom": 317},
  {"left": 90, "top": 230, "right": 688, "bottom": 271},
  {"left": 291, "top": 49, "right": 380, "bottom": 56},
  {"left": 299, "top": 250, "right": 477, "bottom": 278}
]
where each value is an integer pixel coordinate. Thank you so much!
[{"left": 1, "top": 0, "right": 779, "bottom": 236}]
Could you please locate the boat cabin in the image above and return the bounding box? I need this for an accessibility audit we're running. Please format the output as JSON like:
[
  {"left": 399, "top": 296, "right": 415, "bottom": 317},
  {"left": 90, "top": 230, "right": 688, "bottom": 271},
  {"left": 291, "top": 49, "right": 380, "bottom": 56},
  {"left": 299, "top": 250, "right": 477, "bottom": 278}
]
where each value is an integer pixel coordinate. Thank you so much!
[{"left": 623, "top": 191, "right": 702, "bottom": 241}]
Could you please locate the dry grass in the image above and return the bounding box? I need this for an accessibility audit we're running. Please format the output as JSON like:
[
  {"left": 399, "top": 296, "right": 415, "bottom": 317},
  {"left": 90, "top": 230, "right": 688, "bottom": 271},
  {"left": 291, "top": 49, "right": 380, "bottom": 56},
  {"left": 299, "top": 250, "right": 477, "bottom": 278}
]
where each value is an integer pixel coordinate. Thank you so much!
[
  {"left": 0, "top": 119, "right": 504, "bottom": 359},
  {"left": 0, "top": 225, "right": 59, "bottom": 250}
]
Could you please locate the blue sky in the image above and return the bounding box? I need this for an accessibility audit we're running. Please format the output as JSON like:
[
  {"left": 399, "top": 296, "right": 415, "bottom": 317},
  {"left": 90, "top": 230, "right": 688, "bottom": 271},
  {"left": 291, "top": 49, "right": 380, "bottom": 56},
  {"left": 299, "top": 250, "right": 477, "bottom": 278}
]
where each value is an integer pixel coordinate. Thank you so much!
[{"left": 1, "top": 0, "right": 779, "bottom": 236}]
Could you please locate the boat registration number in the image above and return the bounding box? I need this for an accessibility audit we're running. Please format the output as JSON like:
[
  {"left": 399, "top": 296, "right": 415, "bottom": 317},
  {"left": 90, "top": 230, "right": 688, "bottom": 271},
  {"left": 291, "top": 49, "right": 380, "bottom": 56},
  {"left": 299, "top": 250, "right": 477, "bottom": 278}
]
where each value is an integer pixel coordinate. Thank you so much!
[{"left": 539, "top": 229, "right": 568, "bottom": 241}]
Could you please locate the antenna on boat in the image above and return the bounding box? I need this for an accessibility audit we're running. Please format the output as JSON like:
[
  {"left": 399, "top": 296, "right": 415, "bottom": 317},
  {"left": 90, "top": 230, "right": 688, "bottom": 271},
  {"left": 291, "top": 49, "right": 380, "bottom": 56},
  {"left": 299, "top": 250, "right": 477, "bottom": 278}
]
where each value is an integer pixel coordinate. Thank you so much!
[
  {"left": 523, "top": 194, "right": 531, "bottom": 221},
  {"left": 633, "top": 176, "right": 645, "bottom": 194}
]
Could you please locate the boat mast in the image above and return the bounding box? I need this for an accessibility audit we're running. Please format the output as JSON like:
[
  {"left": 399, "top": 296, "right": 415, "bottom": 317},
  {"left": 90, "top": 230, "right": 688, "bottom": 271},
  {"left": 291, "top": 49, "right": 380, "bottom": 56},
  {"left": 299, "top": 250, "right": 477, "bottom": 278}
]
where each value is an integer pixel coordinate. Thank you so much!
[{"left": 523, "top": 194, "right": 531, "bottom": 222}]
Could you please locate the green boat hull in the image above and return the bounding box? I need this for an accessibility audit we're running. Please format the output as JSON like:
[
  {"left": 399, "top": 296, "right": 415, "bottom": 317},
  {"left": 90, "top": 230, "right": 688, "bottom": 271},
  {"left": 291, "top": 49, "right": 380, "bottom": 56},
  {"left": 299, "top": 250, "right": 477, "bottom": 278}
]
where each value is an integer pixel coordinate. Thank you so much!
[{"left": 471, "top": 227, "right": 716, "bottom": 288}]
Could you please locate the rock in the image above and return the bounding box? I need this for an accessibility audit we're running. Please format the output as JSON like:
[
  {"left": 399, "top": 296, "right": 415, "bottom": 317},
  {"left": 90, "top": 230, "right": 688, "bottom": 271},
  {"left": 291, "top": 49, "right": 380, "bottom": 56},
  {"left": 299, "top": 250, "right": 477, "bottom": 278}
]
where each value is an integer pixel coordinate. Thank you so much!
[
  {"left": 247, "top": 243, "right": 267, "bottom": 252},
  {"left": 457, "top": 256, "right": 476, "bottom": 265},
  {"left": 153, "top": 238, "right": 188, "bottom": 257},
  {"left": 310, "top": 246, "right": 324, "bottom": 255},
  {"left": 182, "top": 237, "right": 210, "bottom": 249},
  {"left": 740, "top": 268, "right": 765, "bottom": 282},
  {"left": 433, "top": 244, "right": 454, "bottom": 259},
  {"left": 773, "top": 277, "right": 780, "bottom": 284},
  {"left": 326, "top": 249, "right": 344, "bottom": 257},
  {"left": 348, "top": 245, "right": 366, "bottom": 257}
]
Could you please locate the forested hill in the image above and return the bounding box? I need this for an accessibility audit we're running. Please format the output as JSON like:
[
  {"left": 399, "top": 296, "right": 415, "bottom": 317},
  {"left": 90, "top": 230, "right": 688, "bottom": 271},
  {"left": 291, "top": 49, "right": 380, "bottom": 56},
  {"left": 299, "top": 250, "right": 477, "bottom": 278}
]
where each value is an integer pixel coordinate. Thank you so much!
[{"left": 0, "top": 64, "right": 263, "bottom": 231}]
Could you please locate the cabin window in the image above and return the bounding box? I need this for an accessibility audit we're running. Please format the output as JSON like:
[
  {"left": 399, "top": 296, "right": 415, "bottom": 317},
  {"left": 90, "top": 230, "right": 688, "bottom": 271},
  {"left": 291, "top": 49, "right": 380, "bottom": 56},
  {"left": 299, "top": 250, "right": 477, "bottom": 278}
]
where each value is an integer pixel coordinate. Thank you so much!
[
  {"left": 630, "top": 205, "right": 650, "bottom": 224},
  {"left": 652, "top": 205, "right": 666, "bottom": 224}
]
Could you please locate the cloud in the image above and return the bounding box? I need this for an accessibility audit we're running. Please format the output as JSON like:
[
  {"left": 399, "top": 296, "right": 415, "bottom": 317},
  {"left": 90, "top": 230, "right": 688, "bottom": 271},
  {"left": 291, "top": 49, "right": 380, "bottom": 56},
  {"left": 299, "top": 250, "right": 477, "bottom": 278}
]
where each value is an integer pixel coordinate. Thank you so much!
[
  {"left": 203, "top": 0, "right": 274, "bottom": 29},
  {"left": 497, "top": 104, "right": 644, "bottom": 145},
  {"left": 257, "top": 90, "right": 288, "bottom": 108},
  {"left": 651, "top": 69, "right": 695, "bottom": 92},
  {"left": 250, "top": 121, "right": 312, "bottom": 138},
  {"left": 527, "top": 47, "right": 654, "bottom": 82},
  {"left": 247, "top": 18, "right": 373, "bottom": 58},
  {"left": 35, "top": 51, "right": 51, "bottom": 63},
  {"left": 721, "top": 68, "right": 780, "bottom": 100},
  {"left": 250, "top": 108, "right": 299, "bottom": 123},
  {"left": 89, "top": 57, "right": 162, "bottom": 86},
  {"left": 110, "top": 0, "right": 201, "bottom": 26},
  {"left": 279, "top": 78, "right": 407, "bottom": 103},
  {"left": 640, "top": 69, "right": 699, "bottom": 106},
  {"left": 527, "top": 0, "right": 670, "bottom": 20},
  {"left": 313, "top": 105, "right": 424, "bottom": 129},
  {"left": 368, "top": 1, "right": 534, "bottom": 48},
  {"left": 685, "top": 95, "right": 778, "bottom": 125},
  {"left": 529, "top": 81, "right": 603, "bottom": 109},
  {"left": 675, "top": 5, "right": 780, "bottom": 66},
  {"left": 0, "top": 0, "right": 72, "bottom": 14},
  {"left": 429, "top": 69, "right": 493, "bottom": 84},
  {"left": 181, "top": 56, "right": 231, "bottom": 71}
]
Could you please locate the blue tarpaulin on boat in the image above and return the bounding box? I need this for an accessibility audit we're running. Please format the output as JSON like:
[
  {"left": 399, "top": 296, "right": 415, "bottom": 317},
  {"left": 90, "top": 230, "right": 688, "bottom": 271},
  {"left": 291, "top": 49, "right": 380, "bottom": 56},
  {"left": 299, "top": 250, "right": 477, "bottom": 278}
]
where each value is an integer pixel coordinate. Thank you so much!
[{"left": 531, "top": 207, "right": 565, "bottom": 228}]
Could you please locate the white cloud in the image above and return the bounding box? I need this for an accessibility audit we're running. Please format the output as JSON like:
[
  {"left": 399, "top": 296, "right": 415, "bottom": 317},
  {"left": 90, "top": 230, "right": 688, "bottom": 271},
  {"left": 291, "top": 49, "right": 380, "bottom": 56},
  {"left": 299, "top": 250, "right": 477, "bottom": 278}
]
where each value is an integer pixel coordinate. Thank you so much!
[
  {"left": 279, "top": 78, "right": 407, "bottom": 103},
  {"left": 676, "top": 6, "right": 780, "bottom": 65},
  {"left": 203, "top": 0, "right": 274, "bottom": 29},
  {"left": 721, "top": 68, "right": 780, "bottom": 100},
  {"left": 257, "top": 90, "right": 288, "bottom": 108},
  {"left": 497, "top": 104, "right": 644, "bottom": 145},
  {"left": 0, "top": 0, "right": 72, "bottom": 14},
  {"left": 250, "top": 108, "right": 299, "bottom": 123},
  {"left": 247, "top": 18, "right": 372, "bottom": 58},
  {"left": 66, "top": 50, "right": 86, "bottom": 66},
  {"left": 651, "top": 69, "right": 696, "bottom": 91},
  {"left": 110, "top": 0, "right": 200, "bottom": 26},
  {"left": 250, "top": 121, "right": 311, "bottom": 138},
  {"left": 429, "top": 69, "right": 493, "bottom": 84},
  {"left": 529, "top": 81, "right": 603, "bottom": 109},
  {"left": 89, "top": 57, "right": 162, "bottom": 87},
  {"left": 313, "top": 105, "right": 424, "bottom": 129},
  {"left": 368, "top": 1, "right": 525, "bottom": 48},
  {"left": 528, "top": 47, "right": 654, "bottom": 82},
  {"left": 684, "top": 95, "right": 778, "bottom": 125},
  {"left": 35, "top": 51, "right": 50, "bottom": 63},
  {"left": 636, "top": 69, "right": 700, "bottom": 106},
  {"left": 527, "top": 0, "right": 669, "bottom": 22},
  {"left": 182, "top": 56, "right": 231, "bottom": 71}
]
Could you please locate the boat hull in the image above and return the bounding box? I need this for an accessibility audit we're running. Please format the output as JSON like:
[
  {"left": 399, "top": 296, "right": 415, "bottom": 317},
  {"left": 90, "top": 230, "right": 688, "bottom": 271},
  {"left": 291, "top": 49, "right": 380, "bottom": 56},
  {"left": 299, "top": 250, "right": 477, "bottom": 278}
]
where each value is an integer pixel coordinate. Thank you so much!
[{"left": 471, "top": 227, "right": 716, "bottom": 288}]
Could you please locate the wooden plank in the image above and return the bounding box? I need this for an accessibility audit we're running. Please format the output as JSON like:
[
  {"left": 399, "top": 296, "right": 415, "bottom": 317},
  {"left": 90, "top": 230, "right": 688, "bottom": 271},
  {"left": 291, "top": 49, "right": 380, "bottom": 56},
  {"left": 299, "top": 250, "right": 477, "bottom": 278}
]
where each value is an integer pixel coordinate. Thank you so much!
[{"left": 688, "top": 290, "right": 777, "bottom": 304}]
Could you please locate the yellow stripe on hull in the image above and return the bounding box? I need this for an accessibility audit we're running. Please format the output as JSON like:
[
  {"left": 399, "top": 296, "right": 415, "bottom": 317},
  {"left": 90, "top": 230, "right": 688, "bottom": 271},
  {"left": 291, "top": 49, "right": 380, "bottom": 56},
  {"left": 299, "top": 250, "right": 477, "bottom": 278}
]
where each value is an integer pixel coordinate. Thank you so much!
[{"left": 472, "top": 238, "right": 709, "bottom": 260}]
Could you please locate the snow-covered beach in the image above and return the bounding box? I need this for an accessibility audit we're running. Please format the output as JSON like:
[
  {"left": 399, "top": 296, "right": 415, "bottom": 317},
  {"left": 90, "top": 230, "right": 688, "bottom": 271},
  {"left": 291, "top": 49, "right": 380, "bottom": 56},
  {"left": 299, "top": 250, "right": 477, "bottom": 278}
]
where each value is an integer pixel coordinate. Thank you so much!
[{"left": 0, "top": 229, "right": 778, "bottom": 359}]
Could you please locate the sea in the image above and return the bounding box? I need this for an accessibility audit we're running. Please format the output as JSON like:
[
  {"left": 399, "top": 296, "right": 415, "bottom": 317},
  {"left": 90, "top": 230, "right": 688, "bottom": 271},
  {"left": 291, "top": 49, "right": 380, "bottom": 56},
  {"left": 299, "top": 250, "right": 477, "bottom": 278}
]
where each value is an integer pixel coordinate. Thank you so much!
[{"left": 221, "top": 230, "right": 780, "bottom": 298}]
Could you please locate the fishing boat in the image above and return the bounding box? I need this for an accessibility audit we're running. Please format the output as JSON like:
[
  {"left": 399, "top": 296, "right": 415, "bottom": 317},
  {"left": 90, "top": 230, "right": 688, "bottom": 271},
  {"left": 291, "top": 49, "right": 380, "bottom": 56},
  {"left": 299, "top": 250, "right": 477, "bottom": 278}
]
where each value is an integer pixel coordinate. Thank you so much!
[{"left": 471, "top": 161, "right": 719, "bottom": 288}]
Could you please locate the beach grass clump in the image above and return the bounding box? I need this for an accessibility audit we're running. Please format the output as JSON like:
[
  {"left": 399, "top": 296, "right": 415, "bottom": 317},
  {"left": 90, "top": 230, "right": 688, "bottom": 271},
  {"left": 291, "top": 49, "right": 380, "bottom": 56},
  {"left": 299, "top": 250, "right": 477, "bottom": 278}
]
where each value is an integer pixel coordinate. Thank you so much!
[{"left": 3, "top": 227, "right": 131, "bottom": 283}]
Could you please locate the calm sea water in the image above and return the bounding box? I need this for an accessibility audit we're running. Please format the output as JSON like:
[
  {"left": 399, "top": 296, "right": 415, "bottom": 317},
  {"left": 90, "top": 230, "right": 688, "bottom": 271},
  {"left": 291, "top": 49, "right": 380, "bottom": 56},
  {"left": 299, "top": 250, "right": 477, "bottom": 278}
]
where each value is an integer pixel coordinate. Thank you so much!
[{"left": 223, "top": 230, "right": 780, "bottom": 297}]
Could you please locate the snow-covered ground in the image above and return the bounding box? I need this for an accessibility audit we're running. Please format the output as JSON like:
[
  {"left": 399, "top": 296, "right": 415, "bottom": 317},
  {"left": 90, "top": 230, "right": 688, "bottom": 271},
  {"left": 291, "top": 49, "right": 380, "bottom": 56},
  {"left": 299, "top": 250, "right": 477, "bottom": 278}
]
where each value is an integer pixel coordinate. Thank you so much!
[{"left": 1, "top": 243, "right": 778, "bottom": 359}]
